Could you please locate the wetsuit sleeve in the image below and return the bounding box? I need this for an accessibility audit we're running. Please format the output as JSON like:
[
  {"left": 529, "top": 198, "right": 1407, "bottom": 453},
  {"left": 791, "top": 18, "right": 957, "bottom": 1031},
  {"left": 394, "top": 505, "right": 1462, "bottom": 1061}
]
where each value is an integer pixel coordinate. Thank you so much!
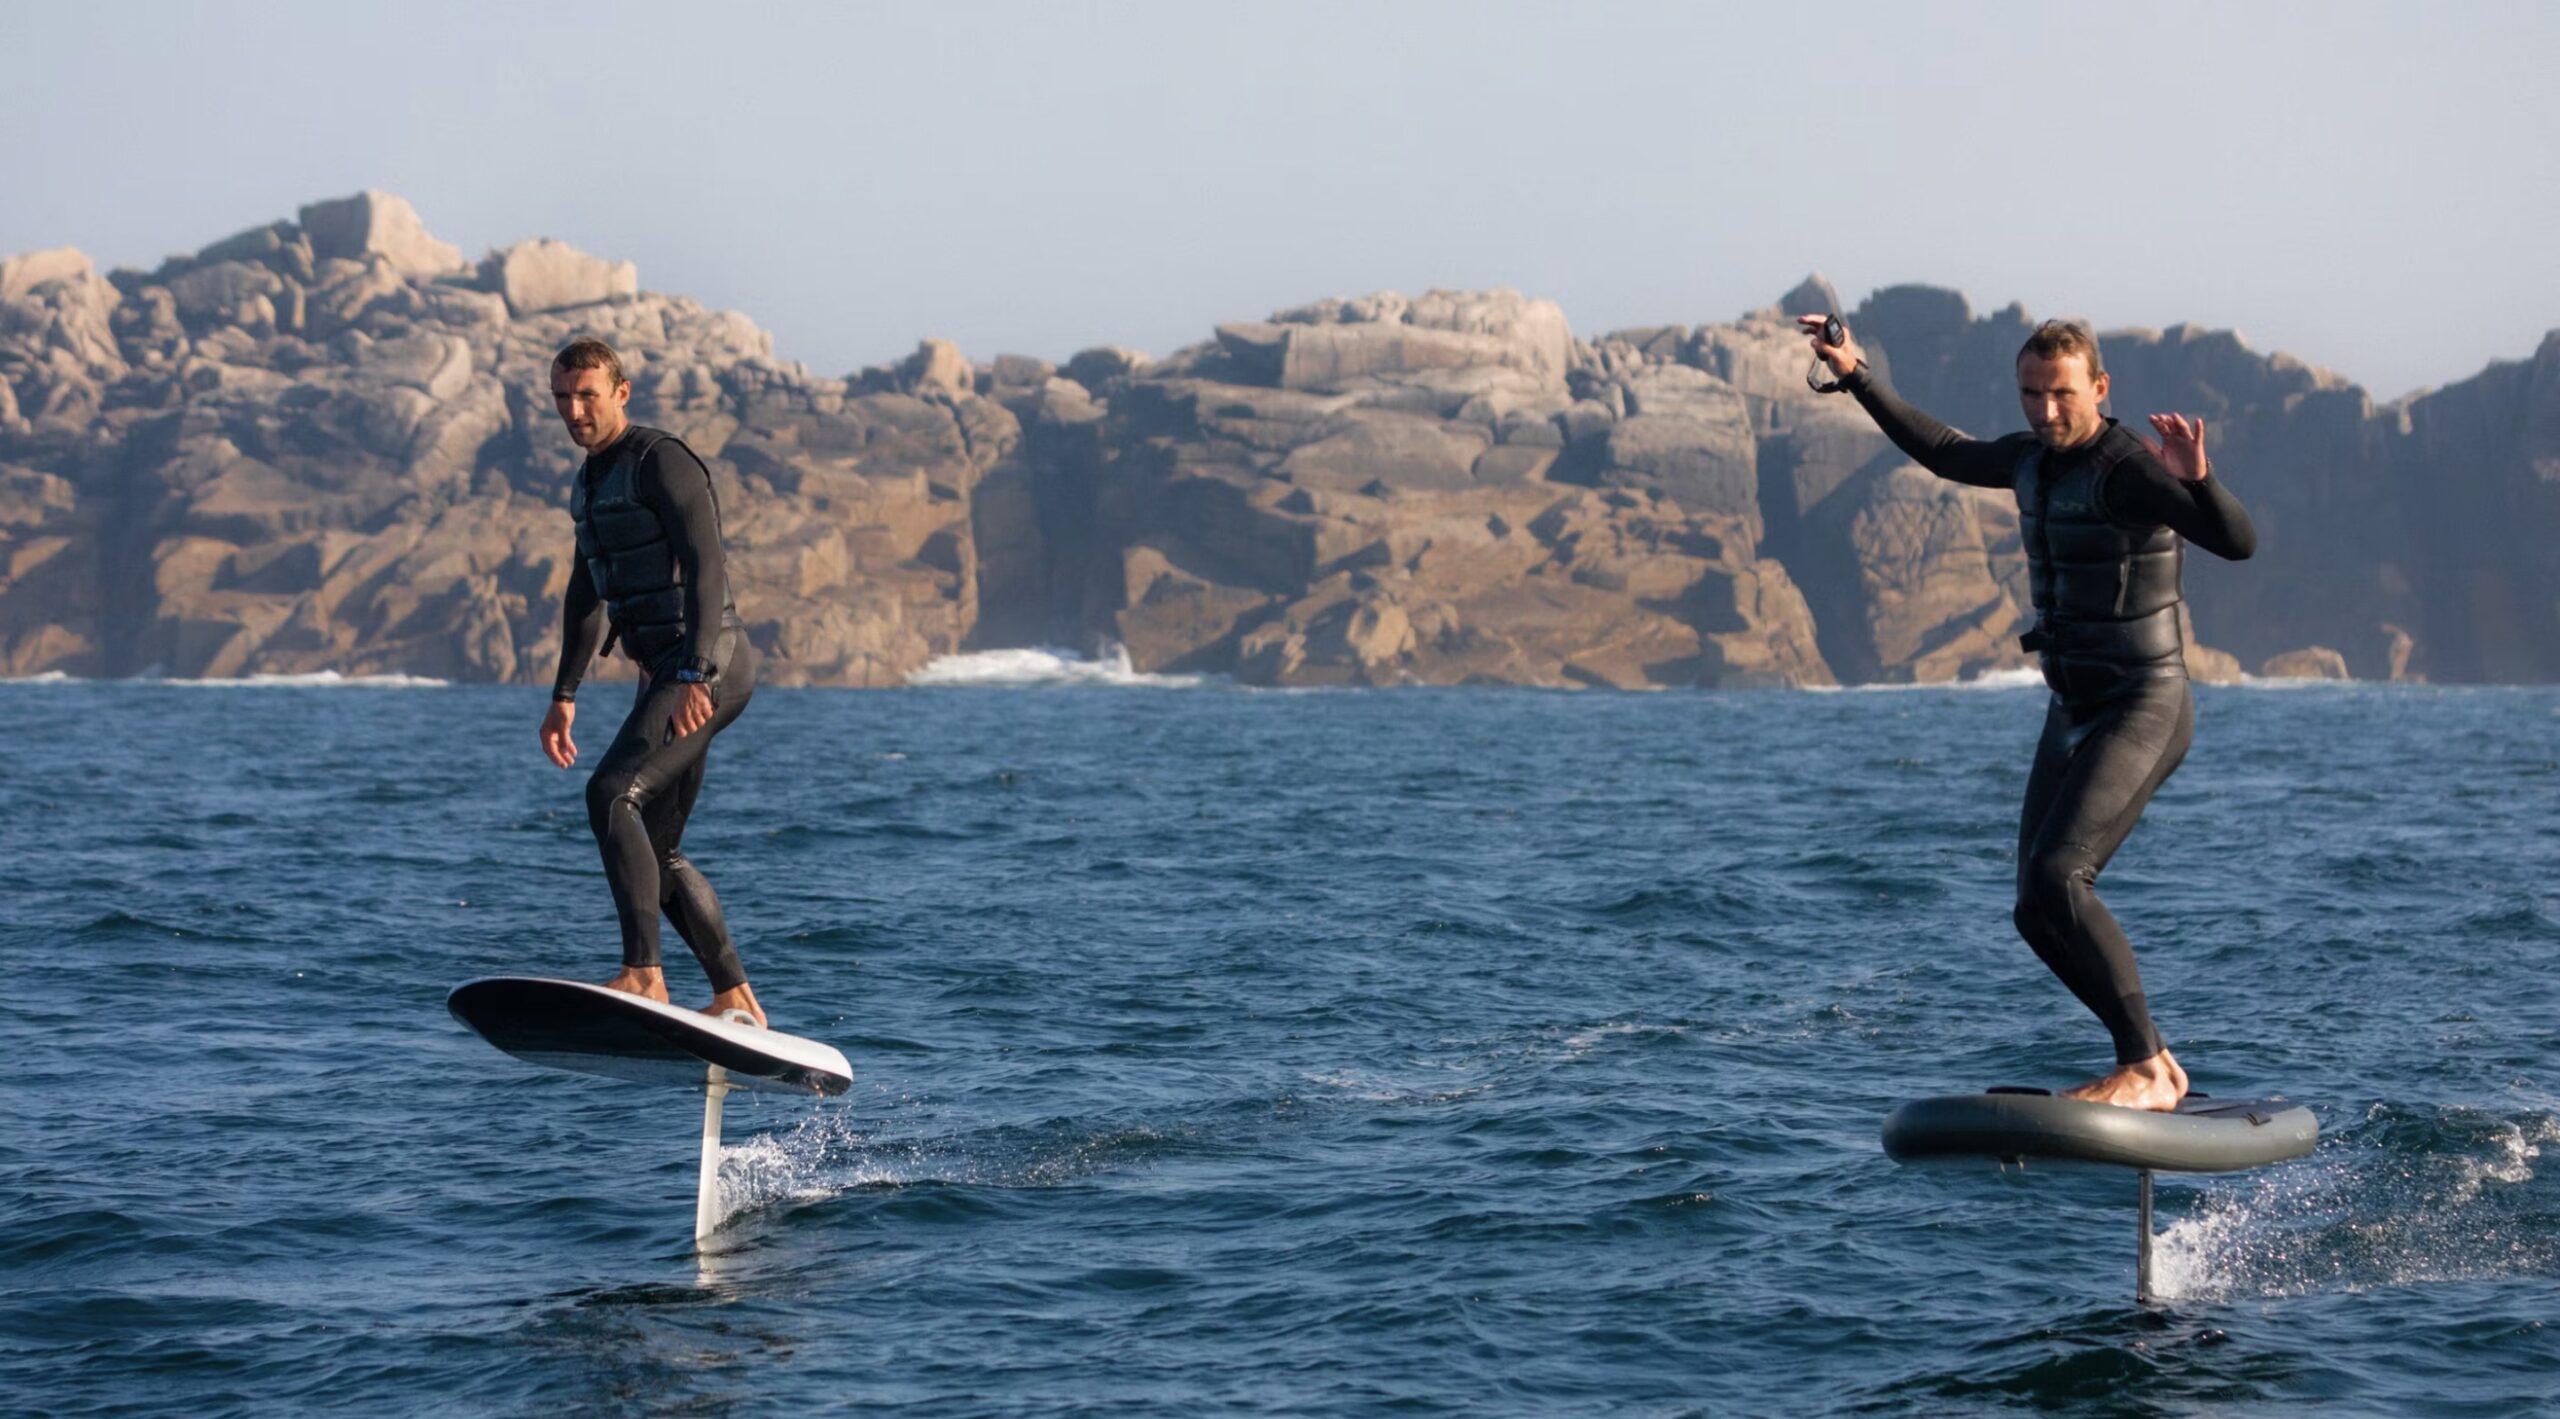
[
  {"left": 550, "top": 559, "right": 604, "bottom": 702},
  {"left": 632, "top": 440, "right": 729, "bottom": 676},
  {"left": 2101, "top": 452, "right": 2259, "bottom": 561},
  {"left": 1839, "top": 366, "right": 2019, "bottom": 489}
]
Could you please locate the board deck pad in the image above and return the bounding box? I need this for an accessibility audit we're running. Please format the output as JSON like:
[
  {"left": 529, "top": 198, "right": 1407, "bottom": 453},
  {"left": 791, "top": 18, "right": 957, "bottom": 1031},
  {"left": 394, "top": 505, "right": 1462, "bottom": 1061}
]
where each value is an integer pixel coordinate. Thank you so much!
[
  {"left": 1882, "top": 1089, "right": 2316, "bottom": 1172},
  {"left": 448, "top": 977, "right": 852, "bottom": 1097}
]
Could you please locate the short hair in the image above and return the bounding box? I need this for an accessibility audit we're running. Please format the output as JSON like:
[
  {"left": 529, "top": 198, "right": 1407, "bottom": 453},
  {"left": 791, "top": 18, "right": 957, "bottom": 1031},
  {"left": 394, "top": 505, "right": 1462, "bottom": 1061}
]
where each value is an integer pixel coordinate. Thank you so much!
[
  {"left": 2017, "top": 319, "right": 2104, "bottom": 381},
  {"left": 552, "top": 337, "right": 628, "bottom": 387}
]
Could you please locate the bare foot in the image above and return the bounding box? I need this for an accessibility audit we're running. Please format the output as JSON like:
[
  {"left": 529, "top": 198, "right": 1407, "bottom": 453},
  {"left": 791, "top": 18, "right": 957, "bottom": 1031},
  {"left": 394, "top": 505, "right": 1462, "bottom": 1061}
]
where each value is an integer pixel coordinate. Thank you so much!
[
  {"left": 703, "top": 981, "right": 766, "bottom": 1030},
  {"left": 2060, "top": 1048, "right": 2187, "bottom": 1111},
  {"left": 598, "top": 966, "right": 670, "bottom": 1005}
]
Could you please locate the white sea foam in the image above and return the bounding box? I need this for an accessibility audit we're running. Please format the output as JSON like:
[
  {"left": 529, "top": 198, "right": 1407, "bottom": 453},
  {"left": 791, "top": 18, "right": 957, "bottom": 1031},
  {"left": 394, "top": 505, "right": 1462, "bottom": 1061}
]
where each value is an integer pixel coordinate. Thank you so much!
[
  {"left": 1560, "top": 1020, "right": 1692, "bottom": 1056},
  {"left": 2149, "top": 1106, "right": 2560, "bottom": 1301},
  {"left": 4, "top": 669, "right": 450, "bottom": 687},
  {"left": 2444, "top": 1114, "right": 2550, "bottom": 1204},
  {"left": 1303, "top": 1068, "right": 1411, "bottom": 1103},
  {"left": 160, "top": 670, "right": 451, "bottom": 688},
  {"left": 905, "top": 644, "right": 1216, "bottom": 689},
  {"left": 1828, "top": 667, "right": 2392, "bottom": 696},
  {"left": 695, "top": 1111, "right": 924, "bottom": 1248},
  {"left": 1812, "top": 667, "right": 2045, "bottom": 694},
  {"left": 698, "top": 1100, "right": 1180, "bottom": 1242},
  {"left": 1303, "top": 1065, "right": 1494, "bottom": 1107},
  {"left": 1956, "top": 667, "right": 2048, "bottom": 690},
  {"left": 2232, "top": 674, "right": 2376, "bottom": 690},
  {"left": 711, "top": 1119, "right": 905, "bottom": 1224}
]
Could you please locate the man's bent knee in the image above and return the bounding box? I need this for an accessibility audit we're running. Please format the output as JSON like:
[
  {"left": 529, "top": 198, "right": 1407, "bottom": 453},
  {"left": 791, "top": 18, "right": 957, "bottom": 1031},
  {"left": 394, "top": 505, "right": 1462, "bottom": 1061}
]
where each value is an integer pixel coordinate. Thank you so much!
[
  {"left": 585, "top": 772, "right": 651, "bottom": 833},
  {"left": 2017, "top": 850, "right": 2093, "bottom": 924}
]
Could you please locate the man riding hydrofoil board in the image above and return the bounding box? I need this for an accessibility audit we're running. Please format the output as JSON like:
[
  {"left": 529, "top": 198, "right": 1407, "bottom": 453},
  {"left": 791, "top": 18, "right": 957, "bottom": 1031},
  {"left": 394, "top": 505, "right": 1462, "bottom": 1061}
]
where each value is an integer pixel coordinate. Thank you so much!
[
  {"left": 1803, "top": 314, "right": 2257, "bottom": 1111},
  {"left": 537, "top": 337, "right": 768, "bottom": 1029}
]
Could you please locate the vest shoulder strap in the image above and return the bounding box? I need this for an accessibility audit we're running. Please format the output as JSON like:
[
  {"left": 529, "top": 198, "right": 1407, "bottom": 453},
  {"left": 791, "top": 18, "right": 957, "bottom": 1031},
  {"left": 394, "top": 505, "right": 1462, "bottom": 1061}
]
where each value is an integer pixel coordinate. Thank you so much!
[
  {"left": 615, "top": 427, "right": 723, "bottom": 538},
  {"left": 2013, "top": 442, "right": 2044, "bottom": 498},
  {"left": 610, "top": 427, "right": 669, "bottom": 486},
  {"left": 2083, "top": 433, "right": 2154, "bottom": 533}
]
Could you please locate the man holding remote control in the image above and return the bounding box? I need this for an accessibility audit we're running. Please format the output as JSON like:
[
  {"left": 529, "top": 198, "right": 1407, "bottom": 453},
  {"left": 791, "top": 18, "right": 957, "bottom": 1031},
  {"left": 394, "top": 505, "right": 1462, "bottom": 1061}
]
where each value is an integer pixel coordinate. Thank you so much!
[{"left": 1802, "top": 314, "right": 2256, "bottom": 1110}]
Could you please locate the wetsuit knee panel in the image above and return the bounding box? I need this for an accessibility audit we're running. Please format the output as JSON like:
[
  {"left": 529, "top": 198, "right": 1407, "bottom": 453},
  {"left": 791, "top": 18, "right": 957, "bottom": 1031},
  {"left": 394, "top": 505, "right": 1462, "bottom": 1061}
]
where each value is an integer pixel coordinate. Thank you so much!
[
  {"left": 584, "top": 771, "right": 631, "bottom": 818},
  {"left": 2017, "top": 848, "right": 2096, "bottom": 917},
  {"left": 585, "top": 771, "right": 663, "bottom": 834},
  {"left": 583, "top": 772, "right": 617, "bottom": 823}
]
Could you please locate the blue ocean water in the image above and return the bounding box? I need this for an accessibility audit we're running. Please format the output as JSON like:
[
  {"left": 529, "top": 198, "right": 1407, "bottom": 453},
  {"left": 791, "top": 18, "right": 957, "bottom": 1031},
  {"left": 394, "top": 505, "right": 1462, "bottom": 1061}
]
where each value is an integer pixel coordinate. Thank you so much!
[{"left": 3, "top": 670, "right": 2557, "bottom": 1417}]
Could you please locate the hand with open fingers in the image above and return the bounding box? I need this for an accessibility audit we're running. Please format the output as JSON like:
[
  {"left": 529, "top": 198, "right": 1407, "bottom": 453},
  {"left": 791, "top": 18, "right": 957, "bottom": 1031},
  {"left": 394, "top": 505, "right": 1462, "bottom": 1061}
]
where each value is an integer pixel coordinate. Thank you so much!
[
  {"left": 1794, "top": 313, "right": 1863, "bottom": 380},
  {"left": 540, "top": 700, "right": 578, "bottom": 768},
  {"left": 2143, "top": 413, "right": 2210, "bottom": 483}
]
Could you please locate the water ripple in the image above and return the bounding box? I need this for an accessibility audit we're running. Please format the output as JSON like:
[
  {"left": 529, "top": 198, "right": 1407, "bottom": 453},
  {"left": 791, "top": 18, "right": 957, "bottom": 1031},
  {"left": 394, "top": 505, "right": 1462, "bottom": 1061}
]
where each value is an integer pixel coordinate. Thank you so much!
[{"left": 2, "top": 682, "right": 2556, "bottom": 1415}]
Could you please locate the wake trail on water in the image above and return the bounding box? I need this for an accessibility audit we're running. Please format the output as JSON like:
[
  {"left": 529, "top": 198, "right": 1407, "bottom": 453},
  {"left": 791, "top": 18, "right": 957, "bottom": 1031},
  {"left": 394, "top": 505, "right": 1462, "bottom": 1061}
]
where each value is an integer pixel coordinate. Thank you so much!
[
  {"left": 703, "top": 1107, "right": 1178, "bottom": 1235},
  {"left": 2151, "top": 1102, "right": 2560, "bottom": 1301}
]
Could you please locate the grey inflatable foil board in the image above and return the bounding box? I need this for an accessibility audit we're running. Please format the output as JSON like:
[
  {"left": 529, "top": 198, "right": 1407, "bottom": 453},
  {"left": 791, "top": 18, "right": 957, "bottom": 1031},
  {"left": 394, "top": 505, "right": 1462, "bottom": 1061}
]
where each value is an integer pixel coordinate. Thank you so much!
[{"left": 1882, "top": 1089, "right": 2315, "bottom": 1172}]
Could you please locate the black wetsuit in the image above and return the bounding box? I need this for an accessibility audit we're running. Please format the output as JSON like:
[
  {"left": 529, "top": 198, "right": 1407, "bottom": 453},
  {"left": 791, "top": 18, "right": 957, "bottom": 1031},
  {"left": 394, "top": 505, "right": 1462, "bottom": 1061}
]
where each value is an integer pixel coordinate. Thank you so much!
[
  {"left": 551, "top": 425, "right": 758, "bottom": 992},
  {"left": 1842, "top": 368, "right": 2258, "bottom": 1065}
]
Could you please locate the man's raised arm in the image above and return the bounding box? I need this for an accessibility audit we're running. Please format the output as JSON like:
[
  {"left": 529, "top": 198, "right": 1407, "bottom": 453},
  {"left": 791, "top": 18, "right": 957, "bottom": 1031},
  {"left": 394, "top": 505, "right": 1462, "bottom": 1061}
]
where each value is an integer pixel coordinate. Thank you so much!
[
  {"left": 1798, "top": 314, "right": 2017, "bottom": 490},
  {"left": 2107, "top": 414, "right": 2258, "bottom": 562}
]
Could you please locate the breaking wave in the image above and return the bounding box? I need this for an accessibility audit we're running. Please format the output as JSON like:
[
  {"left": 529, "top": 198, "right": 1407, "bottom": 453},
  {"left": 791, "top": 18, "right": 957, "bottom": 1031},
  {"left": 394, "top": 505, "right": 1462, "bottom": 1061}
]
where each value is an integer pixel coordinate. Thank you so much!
[
  {"left": 905, "top": 644, "right": 1219, "bottom": 689},
  {"left": 7, "top": 669, "right": 449, "bottom": 687},
  {"left": 1814, "top": 667, "right": 2045, "bottom": 694}
]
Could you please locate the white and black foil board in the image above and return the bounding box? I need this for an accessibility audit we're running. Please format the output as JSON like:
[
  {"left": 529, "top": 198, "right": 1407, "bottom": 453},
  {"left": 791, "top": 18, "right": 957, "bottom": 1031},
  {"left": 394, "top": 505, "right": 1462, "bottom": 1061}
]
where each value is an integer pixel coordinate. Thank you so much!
[{"left": 448, "top": 976, "right": 851, "bottom": 1097}]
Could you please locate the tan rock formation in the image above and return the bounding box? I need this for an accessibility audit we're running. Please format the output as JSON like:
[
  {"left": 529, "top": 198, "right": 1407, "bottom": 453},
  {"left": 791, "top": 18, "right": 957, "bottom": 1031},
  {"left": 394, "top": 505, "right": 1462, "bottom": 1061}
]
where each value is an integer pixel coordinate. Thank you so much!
[
  {"left": 899, "top": 338, "right": 974, "bottom": 402},
  {"left": 480, "top": 238, "right": 639, "bottom": 316},
  {"left": 0, "top": 196, "right": 1006, "bottom": 686},
  {"left": 298, "top": 191, "right": 465, "bottom": 278},
  {"left": 0, "top": 249, "right": 98, "bottom": 303},
  {"left": 2260, "top": 646, "right": 2352, "bottom": 680},
  {"left": 1832, "top": 468, "right": 2026, "bottom": 684},
  {"left": 1063, "top": 345, "right": 1151, "bottom": 388},
  {"left": 995, "top": 298, "right": 1835, "bottom": 688},
  {"left": 2, "top": 202, "right": 2552, "bottom": 689}
]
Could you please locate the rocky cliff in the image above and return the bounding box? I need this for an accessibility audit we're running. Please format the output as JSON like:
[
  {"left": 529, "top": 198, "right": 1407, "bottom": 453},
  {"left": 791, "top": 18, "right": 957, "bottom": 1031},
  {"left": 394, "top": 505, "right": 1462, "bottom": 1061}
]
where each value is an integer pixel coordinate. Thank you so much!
[{"left": 3, "top": 194, "right": 2552, "bottom": 687}]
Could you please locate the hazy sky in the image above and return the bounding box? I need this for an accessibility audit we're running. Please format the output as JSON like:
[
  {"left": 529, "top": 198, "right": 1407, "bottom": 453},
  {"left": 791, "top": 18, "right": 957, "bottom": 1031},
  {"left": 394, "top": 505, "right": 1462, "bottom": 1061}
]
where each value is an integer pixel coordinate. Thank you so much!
[{"left": 6, "top": 1, "right": 2552, "bottom": 401}]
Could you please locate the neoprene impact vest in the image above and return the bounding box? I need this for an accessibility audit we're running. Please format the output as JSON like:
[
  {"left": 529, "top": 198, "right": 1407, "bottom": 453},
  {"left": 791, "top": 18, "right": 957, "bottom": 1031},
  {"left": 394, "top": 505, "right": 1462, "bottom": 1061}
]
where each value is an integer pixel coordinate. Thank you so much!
[
  {"left": 2014, "top": 423, "right": 2187, "bottom": 693},
  {"left": 570, "top": 426, "right": 736, "bottom": 668}
]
